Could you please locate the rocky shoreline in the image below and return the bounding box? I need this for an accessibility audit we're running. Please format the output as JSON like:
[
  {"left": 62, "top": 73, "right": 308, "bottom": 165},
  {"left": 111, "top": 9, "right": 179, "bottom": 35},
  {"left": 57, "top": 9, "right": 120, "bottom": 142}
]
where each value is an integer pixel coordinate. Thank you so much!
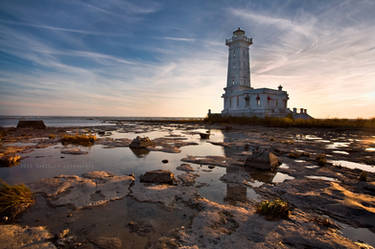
[{"left": 0, "top": 122, "right": 374, "bottom": 248}]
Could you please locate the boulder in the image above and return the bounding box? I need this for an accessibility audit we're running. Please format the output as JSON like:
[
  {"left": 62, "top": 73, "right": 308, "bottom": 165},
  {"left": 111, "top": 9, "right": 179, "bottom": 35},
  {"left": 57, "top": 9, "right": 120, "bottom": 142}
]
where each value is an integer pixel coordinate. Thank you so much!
[
  {"left": 17, "top": 120, "right": 46, "bottom": 129},
  {"left": 245, "top": 149, "right": 280, "bottom": 171},
  {"left": 0, "top": 154, "right": 21, "bottom": 167},
  {"left": 140, "top": 170, "right": 177, "bottom": 185},
  {"left": 129, "top": 136, "right": 154, "bottom": 149}
]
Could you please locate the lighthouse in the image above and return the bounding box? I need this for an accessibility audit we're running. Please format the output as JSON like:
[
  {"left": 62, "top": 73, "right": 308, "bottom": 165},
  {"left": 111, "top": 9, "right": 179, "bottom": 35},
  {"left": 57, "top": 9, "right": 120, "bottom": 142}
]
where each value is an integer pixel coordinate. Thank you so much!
[
  {"left": 221, "top": 28, "right": 311, "bottom": 118},
  {"left": 225, "top": 27, "right": 252, "bottom": 88}
]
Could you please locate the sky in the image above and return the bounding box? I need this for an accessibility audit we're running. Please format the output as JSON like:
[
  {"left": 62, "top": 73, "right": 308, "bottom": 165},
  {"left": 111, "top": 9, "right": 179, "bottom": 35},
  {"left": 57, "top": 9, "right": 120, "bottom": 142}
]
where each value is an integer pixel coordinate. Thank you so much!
[{"left": 0, "top": 0, "right": 374, "bottom": 118}]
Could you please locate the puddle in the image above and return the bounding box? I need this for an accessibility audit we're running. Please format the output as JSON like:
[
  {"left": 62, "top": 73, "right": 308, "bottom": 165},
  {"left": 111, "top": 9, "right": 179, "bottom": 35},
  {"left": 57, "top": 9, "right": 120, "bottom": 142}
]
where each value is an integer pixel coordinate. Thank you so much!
[
  {"left": 319, "top": 140, "right": 331, "bottom": 143},
  {"left": 336, "top": 221, "right": 375, "bottom": 247},
  {"left": 244, "top": 180, "right": 264, "bottom": 188},
  {"left": 365, "top": 148, "right": 375, "bottom": 152},
  {"left": 0, "top": 128, "right": 232, "bottom": 205},
  {"left": 294, "top": 160, "right": 306, "bottom": 163},
  {"left": 279, "top": 163, "right": 289, "bottom": 169},
  {"left": 272, "top": 172, "right": 295, "bottom": 183},
  {"left": 4, "top": 142, "right": 38, "bottom": 146},
  {"left": 305, "top": 135, "right": 323, "bottom": 140},
  {"left": 330, "top": 160, "right": 375, "bottom": 173},
  {"left": 326, "top": 142, "right": 350, "bottom": 150},
  {"left": 332, "top": 151, "right": 350, "bottom": 155},
  {"left": 305, "top": 175, "right": 339, "bottom": 182},
  {"left": 305, "top": 165, "right": 319, "bottom": 169}
]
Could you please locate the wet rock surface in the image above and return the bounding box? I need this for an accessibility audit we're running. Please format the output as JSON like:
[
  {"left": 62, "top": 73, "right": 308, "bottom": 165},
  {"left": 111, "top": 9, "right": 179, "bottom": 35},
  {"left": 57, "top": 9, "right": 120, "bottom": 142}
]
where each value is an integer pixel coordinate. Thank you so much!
[
  {"left": 28, "top": 171, "right": 135, "bottom": 209},
  {"left": 1, "top": 122, "right": 375, "bottom": 248},
  {"left": 0, "top": 224, "right": 56, "bottom": 249}
]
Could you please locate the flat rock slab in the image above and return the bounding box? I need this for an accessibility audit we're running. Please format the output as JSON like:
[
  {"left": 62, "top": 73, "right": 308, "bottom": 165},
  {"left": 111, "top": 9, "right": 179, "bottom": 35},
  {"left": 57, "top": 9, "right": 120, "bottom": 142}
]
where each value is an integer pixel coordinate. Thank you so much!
[
  {"left": 130, "top": 183, "right": 198, "bottom": 208},
  {"left": 90, "top": 236, "right": 122, "bottom": 249},
  {"left": 262, "top": 178, "right": 375, "bottom": 230},
  {"left": 159, "top": 197, "right": 362, "bottom": 249},
  {"left": 0, "top": 224, "right": 56, "bottom": 249},
  {"left": 28, "top": 171, "right": 134, "bottom": 209}
]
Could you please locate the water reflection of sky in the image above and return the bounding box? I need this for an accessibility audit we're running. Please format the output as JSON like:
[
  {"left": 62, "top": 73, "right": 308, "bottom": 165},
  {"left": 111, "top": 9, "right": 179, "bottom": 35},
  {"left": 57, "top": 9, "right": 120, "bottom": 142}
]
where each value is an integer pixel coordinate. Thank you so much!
[{"left": 0, "top": 128, "right": 259, "bottom": 204}]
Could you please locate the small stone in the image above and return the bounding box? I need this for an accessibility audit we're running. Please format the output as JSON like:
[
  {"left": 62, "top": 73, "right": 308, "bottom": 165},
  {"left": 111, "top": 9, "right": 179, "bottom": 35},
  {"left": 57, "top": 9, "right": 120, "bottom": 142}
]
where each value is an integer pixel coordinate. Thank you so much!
[{"left": 129, "top": 136, "right": 154, "bottom": 149}]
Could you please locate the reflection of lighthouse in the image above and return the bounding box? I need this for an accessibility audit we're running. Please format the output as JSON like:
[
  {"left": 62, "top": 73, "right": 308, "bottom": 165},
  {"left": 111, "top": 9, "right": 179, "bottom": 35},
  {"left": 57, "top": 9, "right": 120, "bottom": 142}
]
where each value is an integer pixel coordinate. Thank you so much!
[
  {"left": 224, "top": 165, "right": 247, "bottom": 203},
  {"left": 225, "top": 183, "right": 247, "bottom": 203}
]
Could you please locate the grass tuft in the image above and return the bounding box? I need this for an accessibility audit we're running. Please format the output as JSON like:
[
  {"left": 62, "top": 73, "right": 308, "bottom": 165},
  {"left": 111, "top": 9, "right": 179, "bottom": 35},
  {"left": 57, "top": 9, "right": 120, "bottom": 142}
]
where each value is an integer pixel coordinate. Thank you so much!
[
  {"left": 256, "top": 199, "right": 290, "bottom": 219},
  {"left": 204, "top": 116, "right": 375, "bottom": 130},
  {"left": 0, "top": 180, "right": 34, "bottom": 220},
  {"left": 61, "top": 134, "right": 96, "bottom": 146}
]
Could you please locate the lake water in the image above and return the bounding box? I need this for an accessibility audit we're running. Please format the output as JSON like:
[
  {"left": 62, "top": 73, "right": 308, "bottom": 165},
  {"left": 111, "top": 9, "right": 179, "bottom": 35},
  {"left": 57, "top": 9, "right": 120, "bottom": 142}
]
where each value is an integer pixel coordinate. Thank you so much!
[{"left": 0, "top": 116, "right": 201, "bottom": 128}]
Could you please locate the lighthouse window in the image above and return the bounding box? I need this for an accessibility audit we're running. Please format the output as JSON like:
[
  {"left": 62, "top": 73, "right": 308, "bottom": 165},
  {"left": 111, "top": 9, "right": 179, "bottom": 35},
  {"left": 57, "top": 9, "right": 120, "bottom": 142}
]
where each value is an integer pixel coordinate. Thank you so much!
[
  {"left": 229, "top": 98, "right": 232, "bottom": 108},
  {"left": 256, "top": 96, "right": 261, "bottom": 106},
  {"left": 236, "top": 96, "right": 239, "bottom": 106},
  {"left": 245, "top": 95, "right": 250, "bottom": 107},
  {"left": 232, "top": 80, "right": 234, "bottom": 85}
]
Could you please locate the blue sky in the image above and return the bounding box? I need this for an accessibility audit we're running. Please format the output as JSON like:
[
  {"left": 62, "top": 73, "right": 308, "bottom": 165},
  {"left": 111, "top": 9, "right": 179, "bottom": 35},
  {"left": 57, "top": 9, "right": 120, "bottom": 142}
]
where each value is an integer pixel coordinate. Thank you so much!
[{"left": 1, "top": 0, "right": 374, "bottom": 118}]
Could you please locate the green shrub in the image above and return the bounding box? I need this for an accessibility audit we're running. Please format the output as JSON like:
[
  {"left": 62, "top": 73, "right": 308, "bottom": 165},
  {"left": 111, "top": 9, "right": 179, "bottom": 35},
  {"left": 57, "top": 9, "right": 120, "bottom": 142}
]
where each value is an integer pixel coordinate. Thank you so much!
[
  {"left": 61, "top": 134, "right": 96, "bottom": 146},
  {"left": 256, "top": 199, "right": 290, "bottom": 219},
  {"left": 0, "top": 180, "right": 34, "bottom": 220}
]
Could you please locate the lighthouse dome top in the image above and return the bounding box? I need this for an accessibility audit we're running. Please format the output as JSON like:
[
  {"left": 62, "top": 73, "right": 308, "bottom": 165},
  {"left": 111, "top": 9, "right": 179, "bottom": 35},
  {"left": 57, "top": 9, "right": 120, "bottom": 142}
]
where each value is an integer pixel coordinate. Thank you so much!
[{"left": 233, "top": 27, "right": 245, "bottom": 35}]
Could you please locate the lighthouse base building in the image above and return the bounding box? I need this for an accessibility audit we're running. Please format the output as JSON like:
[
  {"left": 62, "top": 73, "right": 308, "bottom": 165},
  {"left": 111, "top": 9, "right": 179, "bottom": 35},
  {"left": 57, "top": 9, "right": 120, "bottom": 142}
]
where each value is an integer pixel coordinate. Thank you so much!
[{"left": 220, "top": 28, "right": 311, "bottom": 119}]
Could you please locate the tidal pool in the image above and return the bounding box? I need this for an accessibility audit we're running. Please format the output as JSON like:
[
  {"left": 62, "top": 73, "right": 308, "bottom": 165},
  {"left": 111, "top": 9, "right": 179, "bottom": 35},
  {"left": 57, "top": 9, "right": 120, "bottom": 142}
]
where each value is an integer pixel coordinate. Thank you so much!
[
  {"left": 330, "top": 160, "right": 375, "bottom": 173},
  {"left": 0, "top": 127, "right": 259, "bottom": 205},
  {"left": 305, "top": 175, "right": 339, "bottom": 182}
]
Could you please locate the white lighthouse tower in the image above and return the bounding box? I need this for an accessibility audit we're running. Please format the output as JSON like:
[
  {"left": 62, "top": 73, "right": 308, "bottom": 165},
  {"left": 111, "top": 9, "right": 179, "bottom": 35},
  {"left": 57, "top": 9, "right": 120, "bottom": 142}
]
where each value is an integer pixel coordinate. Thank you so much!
[{"left": 225, "top": 27, "right": 252, "bottom": 89}]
